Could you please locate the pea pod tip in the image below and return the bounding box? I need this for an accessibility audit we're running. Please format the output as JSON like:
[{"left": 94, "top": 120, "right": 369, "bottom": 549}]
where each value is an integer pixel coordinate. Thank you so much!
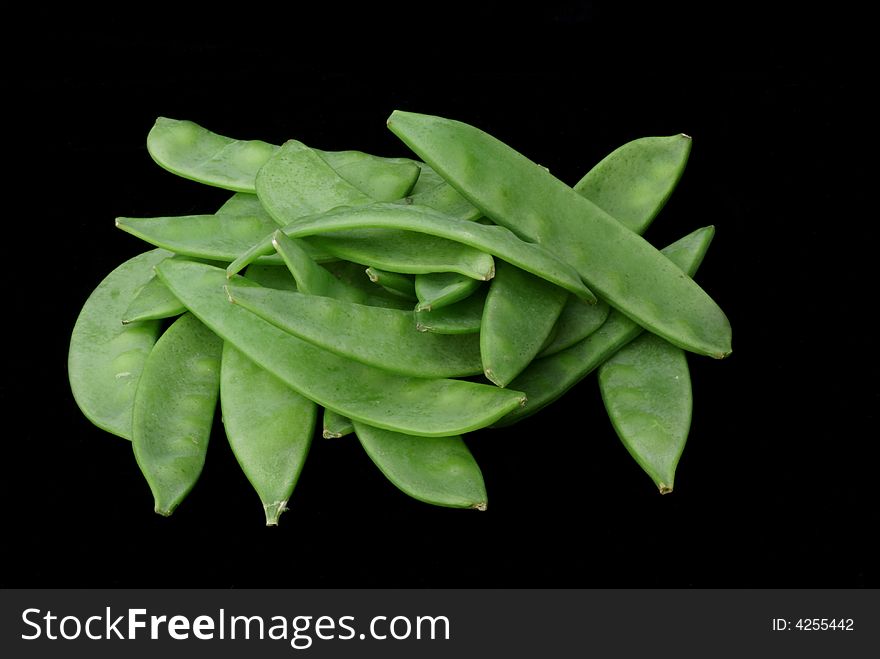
[
  {"left": 264, "top": 501, "right": 288, "bottom": 526},
  {"left": 472, "top": 502, "right": 488, "bottom": 512}
]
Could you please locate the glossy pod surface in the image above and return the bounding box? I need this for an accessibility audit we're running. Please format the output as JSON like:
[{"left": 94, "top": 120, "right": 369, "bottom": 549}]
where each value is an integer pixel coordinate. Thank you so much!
[
  {"left": 156, "top": 260, "right": 526, "bottom": 436},
  {"left": 598, "top": 333, "right": 691, "bottom": 493},
  {"left": 387, "top": 111, "right": 730, "bottom": 358},
  {"left": 221, "top": 343, "right": 317, "bottom": 525},
  {"left": 68, "top": 249, "right": 170, "bottom": 439},
  {"left": 415, "top": 271, "right": 481, "bottom": 311},
  {"left": 226, "top": 282, "right": 484, "bottom": 378},
  {"left": 352, "top": 421, "right": 487, "bottom": 509},
  {"left": 226, "top": 203, "right": 594, "bottom": 301},
  {"left": 497, "top": 226, "right": 715, "bottom": 426},
  {"left": 131, "top": 313, "right": 223, "bottom": 515}
]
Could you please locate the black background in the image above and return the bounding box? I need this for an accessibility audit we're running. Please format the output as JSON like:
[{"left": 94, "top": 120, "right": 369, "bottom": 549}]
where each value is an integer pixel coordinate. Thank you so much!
[{"left": 6, "top": 5, "right": 876, "bottom": 588}]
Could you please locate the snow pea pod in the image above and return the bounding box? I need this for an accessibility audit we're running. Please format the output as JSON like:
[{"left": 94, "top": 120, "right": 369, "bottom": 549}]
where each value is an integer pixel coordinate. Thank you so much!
[
  {"left": 414, "top": 271, "right": 481, "bottom": 311},
  {"left": 386, "top": 111, "right": 730, "bottom": 358},
  {"left": 414, "top": 287, "right": 487, "bottom": 334},
  {"left": 352, "top": 421, "right": 487, "bottom": 509},
  {"left": 156, "top": 260, "right": 525, "bottom": 436},
  {"left": 226, "top": 283, "right": 483, "bottom": 378},
  {"left": 220, "top": 343, "right": 317, "bottom": 525},
  {"left": 131, "top": 313, "right": 223, "bottom": 516},
  {"left": 573, "top": 134, "right": 691, "bottom": 234},
  {"left": 322, "top": 408, "right": 354, "bottom": 439},
  {"left": 536, "top": 297, "right": 610, "bottom": 358},
  {"left": 598, "top": 333, "right": 690, "bottom": 494},
  {"left": 148, "top": 118, "right": 421, "bottom": 198},
  {"left": 317, "top": 259, "right": 414, "bottom": 310},
  {"left": 365, "top": 267, "right": 416, "bottom": 299},
  {"left": 117, "top": 213, "right": 495, "bottom": 281},
  {"left": 496, "top": 225, "right": 715, "bottom": 426},
  {"left": 68, "top": 249, "right": 170, "bottom": 439},
  {"left": 226, "top": 203, "right": 594, "bottom": 301},
  {"left": 481, "top": 261, "right": 568, "bottom": 387}
]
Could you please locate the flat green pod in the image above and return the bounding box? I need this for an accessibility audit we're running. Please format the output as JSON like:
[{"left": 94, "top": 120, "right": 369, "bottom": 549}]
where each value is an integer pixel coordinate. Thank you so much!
[
  {"left": 147, "top": 118, "right": 278, "bottom": 193},
  {"left": 387, "top": 111, "right": 730, "bottom": 358},
  {"left": 537, "top": 297, "right": 611, "bottom": 358},
  {"left": 497, "top": 226, "right": 715, "bottom": 426},
  {"left": 322, "top": 408, "right": 354, "bottom": 439},
  {"left": 400, "top": 161, "right": 481, "bottom": 220},
  {"left": 598, "top": 333, "right": 691, "bottom": 494},
  {"left": 156, "top": 260, "right": 526, "bottom": 437},
  {"left": 317, "top": 259, "right": 414, "bottom": 310},
  {"left": 353, "top": 421, "right": 487, "bottom": 509},
  {"left": 242, "top": 263, "right": 298, "bottom": 291},
  {"left": 480, "top": 261, "right": 568, "bottom": 387},
  {"left": 221, "top": 343, "right": 317, "bottom": 525},
  {"left": 573, "top": 134, "right": 692, "bottom": 234},
  {"left": 122, "top": 272, "right": 185, "bottom": 324},
  {"left": 226, "top": 203, "right": 593, "bottom": 301},
  {"left": 148, "top": 118, "right": 421, "bottom": 198},
  {"left": 415, "top": 272, "right": 481, "bottom": 311},
  {"left": 131, "top": 313, "right": 223, "bottom": 515},
  {"left": 226, "top": 283, "right": 483, "bottom": 378},
  {"left": 68, "top": 249, "right": 171, "bottom": 439}
]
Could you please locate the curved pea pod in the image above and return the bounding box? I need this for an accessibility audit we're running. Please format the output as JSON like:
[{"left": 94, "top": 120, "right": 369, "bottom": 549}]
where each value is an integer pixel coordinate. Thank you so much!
[
  {"left": 399, "top": 161, "right": 481, "bottom": 220},
  {"left": 481, "top": 261, "right": 568, "bottom": 387},
  {"left": 414, "top": 287, "right": 487, "bottom": 334},
  {"left": 68, "top": 249, "right": 171, "bottom": 439},
  {"left": 537, "top": 296, "right": 610, "bottom": 358},
  {"left": 365, "top": 266, "right": 417, "bottom": 299},
  {"left": 387, "top": 111, "right": 730, "bottom": 358},
  {"left": 221, "top": 343, "right": 317, "bottom": 525},
  {"left": 415, "top": 271, "right": 481, "bottom": 311},
  {"left": 226, "top": 282, "right": 483, "bottom": 378},
  {"left": 148, "top": 118, "right": 420, "bottom": 198},
  {"left": 117, "top": 213, "right": 496, "bottom": 281},
  {"left": 147, "top": 118, "right": 279, "bottom": 193},
  {"left": 598, "top": 333, "right": 691, "bottom": 494},
  {"left": 318, "top": 259, "right": 414, "bottom": 310},
  {"left": 131, "top": 313, "right": 223, "bottom": 516},
  {"left": 352, "top": 421, "right": 487, "bottom": 509},
  {"left": 573, "top": 134, "right": 692, "bottom": 234},
  {"left": 496, "top": 225, "right": 715, "bottom": 426},
  {"left": 156, "top": 260, "right": 525, "bottom": 436},
  {"left": 226, "top": 203, "right": 594, "bottom": 301},
  {"left": 322, "top": 409, "right": 354, "bottom": 439}
]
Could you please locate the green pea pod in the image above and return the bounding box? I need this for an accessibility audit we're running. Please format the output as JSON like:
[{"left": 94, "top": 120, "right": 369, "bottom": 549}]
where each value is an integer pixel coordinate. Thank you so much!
[
  {"left": 414, "top": 272, "right": 481, "bottom": 312},
  {"left": 598, "top": 333, "right": 691, "bottom": 494},
  {"left": 117, "top": 212, "right": 496, "bottom": 281},
  {"left": 414, "top": 288, "right": 487, "bottom": 334},
  {"left": 156, "top": 260, "right": 525, "bottom": 436},
  {"left": 242, "top": 263, "right": 298, "bottom": 291},
  {"left": 221, "top": 343, "right": 317, "bottom": 525},
  {"left": 481, "top": 261, "right": 568, "bottom": 387},
  {"left": 148, "top": 118, "right": 420, "bottom": 199},
  {"left": 573, "top": 135, "right": 692, "bottom": 234},
  {"left": 365, "top": 267, "right": 417, "bottom": 299},
  {"left": 352, "top": 421, "right": 487, "bottom": 509},
  {"left": 386, "top": 111, "right": 730, "bottom": 359},
  {"left": 226, "top": 282, "right": 483, "bottom": 378},
  {"left": 497, "top": 225, "right": 715, "bottom": 426},
  {"left": 68, "top": 249, "right": 171, "bottom": 439},
  {"left": 323, "top": 409, "right": 354, "bottom": 439},
  {"left": 131, "top": 313, "right": 223, "bottom": 516},
  {"left": 537, "top": 297, "right": 610, "bottom": 358},
  {"left": 147, "top": 118, "right": 278, "bottom": 193},
  {"left": 225, "top": 204, "right": 594, "bottom": 301}
]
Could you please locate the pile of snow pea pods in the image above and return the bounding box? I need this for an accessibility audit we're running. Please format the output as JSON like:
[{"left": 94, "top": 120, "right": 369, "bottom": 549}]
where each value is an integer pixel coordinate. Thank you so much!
[{"left": 68, "top": 111, "right": 731, "bottom": 524}]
